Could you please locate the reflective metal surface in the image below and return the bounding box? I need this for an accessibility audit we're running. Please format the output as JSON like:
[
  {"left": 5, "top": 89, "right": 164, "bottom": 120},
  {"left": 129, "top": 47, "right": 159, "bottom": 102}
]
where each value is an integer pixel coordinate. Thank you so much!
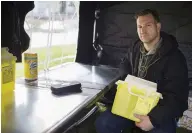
[
  {"left": 2, "top": 84, "right": 98, "bottom": 133},
  {"left": 17, "top": 63, "right": 120, "bottom": 90},
  {"left": 3, "top": 63, "right": 121, "bottom": 133}
]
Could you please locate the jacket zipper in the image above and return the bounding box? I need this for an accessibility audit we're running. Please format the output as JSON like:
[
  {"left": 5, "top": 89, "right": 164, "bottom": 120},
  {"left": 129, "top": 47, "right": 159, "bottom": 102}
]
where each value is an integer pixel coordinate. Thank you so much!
[{"left": 143, "top": 56, "right": 161, "bottom": 78}]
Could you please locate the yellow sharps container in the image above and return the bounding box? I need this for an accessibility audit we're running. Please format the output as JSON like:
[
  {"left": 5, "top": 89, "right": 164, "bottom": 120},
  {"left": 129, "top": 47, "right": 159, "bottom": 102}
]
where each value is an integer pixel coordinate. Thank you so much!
[
  {"left": 1, "top": 47, "right": 17, "bottom": 113},
  {"left": 112, "top": 80, "right": 162, "bottom": 122}
]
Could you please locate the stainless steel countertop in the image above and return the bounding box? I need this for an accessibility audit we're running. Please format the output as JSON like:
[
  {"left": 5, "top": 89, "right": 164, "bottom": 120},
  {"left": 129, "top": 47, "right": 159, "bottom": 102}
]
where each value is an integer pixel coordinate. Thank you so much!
[
  {"left": 2, "top": 84, "right": 100, "bottom": 133},
  {"left": 2, "top": 63, "right": 121, "bottom": 133},
  {"left": 17, "top": 62, "right": 120, "bottom": 90}
]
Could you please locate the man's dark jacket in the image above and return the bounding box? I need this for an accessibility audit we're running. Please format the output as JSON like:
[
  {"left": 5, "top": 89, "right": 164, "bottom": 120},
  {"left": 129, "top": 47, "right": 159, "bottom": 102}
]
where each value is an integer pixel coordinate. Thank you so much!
[{"left": 120, "top": 31, "right": 189, "bottom": 127}]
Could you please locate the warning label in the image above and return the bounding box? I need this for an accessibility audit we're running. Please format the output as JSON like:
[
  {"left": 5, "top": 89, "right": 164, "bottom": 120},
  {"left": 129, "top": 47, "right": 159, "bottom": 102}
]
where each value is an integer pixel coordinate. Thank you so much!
[{"left": 2, "top": 66, "right": 13, "bottom": 84}]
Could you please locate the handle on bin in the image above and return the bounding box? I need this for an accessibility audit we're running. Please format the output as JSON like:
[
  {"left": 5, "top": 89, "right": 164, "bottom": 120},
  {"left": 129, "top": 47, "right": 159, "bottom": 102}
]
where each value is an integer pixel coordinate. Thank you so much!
[
  {"left": 127, "top": 84, "right": 163, "bottom": 99},
  {"left": 127, "top": 84, "right": 147, "bottom": 99},
  {"left": 116, "top": 80, "right": 163, "bottom": 99},
  {"left": 116, "top": 81, "right": 147, "bottom": 98}
]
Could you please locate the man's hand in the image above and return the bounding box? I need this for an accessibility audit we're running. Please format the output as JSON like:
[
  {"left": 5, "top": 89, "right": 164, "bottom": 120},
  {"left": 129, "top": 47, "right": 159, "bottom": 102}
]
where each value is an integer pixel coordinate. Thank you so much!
[{"left": 134, "top": 114, "right": 154, "bottom": 131}]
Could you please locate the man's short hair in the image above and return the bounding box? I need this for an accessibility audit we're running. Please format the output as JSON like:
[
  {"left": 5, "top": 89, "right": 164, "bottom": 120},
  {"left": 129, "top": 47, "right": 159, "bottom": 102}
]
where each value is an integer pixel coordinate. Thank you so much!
[{"left": 134, "top": 9, "right": 160, "bottom": 23}]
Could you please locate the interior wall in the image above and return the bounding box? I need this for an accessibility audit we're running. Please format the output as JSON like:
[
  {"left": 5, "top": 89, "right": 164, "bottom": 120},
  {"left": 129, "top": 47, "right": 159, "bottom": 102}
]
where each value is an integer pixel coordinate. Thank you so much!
[
  {"left": 95, "top": 1, "right": 192, "bottom": 87},
  {"left": 77, "top": 1, "right": 192, "bottom": 87},
  {"left": 75, "top": 2, "right": 96, "bottom": 64},
  {"left": 97, "top": 1, "right": 192, "bottom": 65},
  {"left": 1, "top": 2, "right": 34, "bottom": 62}
]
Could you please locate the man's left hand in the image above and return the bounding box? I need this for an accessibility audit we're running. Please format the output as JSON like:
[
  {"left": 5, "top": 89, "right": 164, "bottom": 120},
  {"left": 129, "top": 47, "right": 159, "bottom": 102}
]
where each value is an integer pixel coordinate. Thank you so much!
[{"left": 134, "top": 114, "right": 154, "bottom": 131}]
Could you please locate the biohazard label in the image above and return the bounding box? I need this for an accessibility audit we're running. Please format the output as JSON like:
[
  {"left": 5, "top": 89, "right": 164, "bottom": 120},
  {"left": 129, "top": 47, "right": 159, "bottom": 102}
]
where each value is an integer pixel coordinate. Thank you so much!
[{"left": 2, "top": 65, "right": 13, "bottom": 84}]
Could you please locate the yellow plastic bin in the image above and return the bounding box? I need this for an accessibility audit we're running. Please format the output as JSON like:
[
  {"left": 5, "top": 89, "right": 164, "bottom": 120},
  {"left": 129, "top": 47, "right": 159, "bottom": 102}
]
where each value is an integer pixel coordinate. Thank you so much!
[
  {"left": 111, "top": 80, "right": 162, "bottom": 122},
  {"left": 1, "top": 47, "right": 17, "bottom": 111}
]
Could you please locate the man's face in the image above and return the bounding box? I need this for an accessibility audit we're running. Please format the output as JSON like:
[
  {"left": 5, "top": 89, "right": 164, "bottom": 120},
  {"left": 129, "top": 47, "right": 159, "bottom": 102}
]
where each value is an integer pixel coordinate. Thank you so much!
[{"left": 136, "top": 14, "right": 161, "bottom": 44}]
